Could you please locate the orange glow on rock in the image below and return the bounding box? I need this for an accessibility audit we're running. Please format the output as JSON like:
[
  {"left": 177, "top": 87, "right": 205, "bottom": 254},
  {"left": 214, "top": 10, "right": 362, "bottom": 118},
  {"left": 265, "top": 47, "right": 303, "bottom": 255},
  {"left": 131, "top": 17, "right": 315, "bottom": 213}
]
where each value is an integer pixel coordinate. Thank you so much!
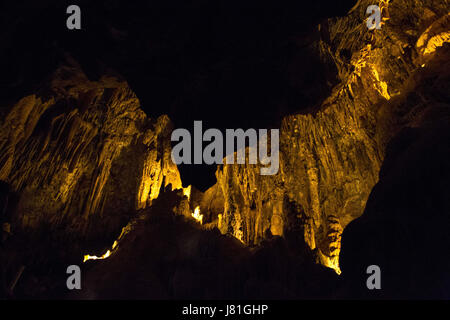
[{"left": 191, "top": 206, "right": 203, "bottom": 224}]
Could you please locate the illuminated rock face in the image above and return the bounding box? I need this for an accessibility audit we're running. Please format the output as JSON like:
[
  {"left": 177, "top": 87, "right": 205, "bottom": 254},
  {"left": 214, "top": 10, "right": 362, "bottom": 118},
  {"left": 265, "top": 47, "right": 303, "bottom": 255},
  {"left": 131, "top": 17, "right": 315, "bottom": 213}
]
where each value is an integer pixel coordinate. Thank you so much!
[
  {"left": 213, "top": 0, "right": 450, "bottom": 272},
  {"left": 0, "top": 0, "right": 447, "bottom": 286},
  {"left": 0, "top": 60, "right": 181, "bottom": 240}
]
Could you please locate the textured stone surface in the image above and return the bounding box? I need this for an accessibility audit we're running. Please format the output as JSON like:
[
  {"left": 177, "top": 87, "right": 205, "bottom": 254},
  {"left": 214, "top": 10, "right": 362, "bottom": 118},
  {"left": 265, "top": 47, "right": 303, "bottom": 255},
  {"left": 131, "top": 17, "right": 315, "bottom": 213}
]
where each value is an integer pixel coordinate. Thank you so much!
[
  {"left": 0, "top": 0, "right": 448, "bottom": 299},
  {"left": 0, "top": 59, "right": 181, "bottom": 242},
  {"left": 211, "top": 0, "right": 450, "bottom": 273},
  {"left": 339, "top": 24, "right": 450, "bottom": 298}
]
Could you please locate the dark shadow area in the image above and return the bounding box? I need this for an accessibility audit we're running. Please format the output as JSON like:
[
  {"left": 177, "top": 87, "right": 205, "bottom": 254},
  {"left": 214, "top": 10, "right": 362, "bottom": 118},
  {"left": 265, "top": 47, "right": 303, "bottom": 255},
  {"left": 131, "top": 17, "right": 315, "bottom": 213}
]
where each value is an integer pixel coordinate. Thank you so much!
[{"left": 339, "top": 53, "right": 450, "bottom": 299}]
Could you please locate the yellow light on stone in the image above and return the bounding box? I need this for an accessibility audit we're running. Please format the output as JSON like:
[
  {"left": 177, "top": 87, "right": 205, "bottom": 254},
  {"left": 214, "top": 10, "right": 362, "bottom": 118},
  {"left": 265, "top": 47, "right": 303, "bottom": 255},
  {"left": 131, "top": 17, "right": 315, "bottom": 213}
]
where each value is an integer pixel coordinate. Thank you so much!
[
  {"left": 83, "top": 250, "right": 112, "bottom": 263},
  {"left": 191, "top": 206, "right": 203, "bottom": 224},
  {"left": 183, "top": 185, "right": 192, "bottom": 200}
]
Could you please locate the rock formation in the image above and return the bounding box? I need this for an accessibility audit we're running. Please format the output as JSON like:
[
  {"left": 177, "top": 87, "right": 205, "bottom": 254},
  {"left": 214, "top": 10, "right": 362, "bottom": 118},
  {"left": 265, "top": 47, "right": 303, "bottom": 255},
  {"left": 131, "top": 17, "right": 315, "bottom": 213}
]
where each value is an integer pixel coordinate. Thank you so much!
[
  {"left": 207, "top": 0, "right": 450, "bottom": 274},
  {"left": 0, "top": 58, "right": 182, "bottom": 245},
  {"left": 0, "top": 0, "right": 448, "bottom": 299}
]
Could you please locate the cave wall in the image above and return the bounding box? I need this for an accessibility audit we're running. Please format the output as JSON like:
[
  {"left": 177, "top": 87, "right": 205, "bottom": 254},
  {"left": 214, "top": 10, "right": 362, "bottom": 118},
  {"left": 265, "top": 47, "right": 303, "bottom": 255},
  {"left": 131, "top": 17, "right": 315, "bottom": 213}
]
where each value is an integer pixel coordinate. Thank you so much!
[
  {"left": 0, "top": 59, "right": 181, "bottom": 242},
  {"left": 0, "top": 0, "right": 447, "bottom": 279},
  {"left": 213, "top": 0, "right": 450, "bottom": 272}
]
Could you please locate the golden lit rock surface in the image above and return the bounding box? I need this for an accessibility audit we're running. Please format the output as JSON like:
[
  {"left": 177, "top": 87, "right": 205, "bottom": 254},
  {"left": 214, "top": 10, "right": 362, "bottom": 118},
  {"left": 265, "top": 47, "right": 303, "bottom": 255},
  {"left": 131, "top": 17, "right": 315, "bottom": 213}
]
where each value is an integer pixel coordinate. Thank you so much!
[
  {"left": 0, "top": 1, "right": 448, "bottom": 297},
  {"left": 0, "top": 59, "right": 181, "bottom": 240},
  {"left": 211, "top": 0, "right": 450, "bottom": 273}
]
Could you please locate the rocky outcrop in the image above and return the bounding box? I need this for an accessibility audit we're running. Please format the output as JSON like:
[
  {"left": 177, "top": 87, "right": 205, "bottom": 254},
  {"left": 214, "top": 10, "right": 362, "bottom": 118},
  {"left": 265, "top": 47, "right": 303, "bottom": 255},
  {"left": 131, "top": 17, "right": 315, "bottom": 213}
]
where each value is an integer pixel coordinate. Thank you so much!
[
  {"left": 338, "top": 21, "right": 450, "bottom": 297},
  {"left": 0, "top": 59, "right": 182, "bottom": 242},
  {"left": 70, "top": 185, "right": 340, "bottom": 300},
  {"left": 1, "top": 0, "right": 448, "bottom": 300},
  {"left": 340, "top": 120, "right": 450, "bottom": 299},
  {"left": 211, "top": 0, "right": 450, "bottom": 273}
]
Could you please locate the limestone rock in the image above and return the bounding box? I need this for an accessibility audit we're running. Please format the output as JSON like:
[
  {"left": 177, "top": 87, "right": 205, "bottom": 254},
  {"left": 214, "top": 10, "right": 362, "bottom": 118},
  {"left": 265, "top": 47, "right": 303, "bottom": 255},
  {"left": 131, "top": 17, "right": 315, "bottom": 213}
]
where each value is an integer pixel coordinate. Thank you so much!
[
  {"left": 0, "top": 59, "right": 181, "bottom": 242},
  {"left": 211, "top": 0, "right": 450, "bottom": 273}
]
